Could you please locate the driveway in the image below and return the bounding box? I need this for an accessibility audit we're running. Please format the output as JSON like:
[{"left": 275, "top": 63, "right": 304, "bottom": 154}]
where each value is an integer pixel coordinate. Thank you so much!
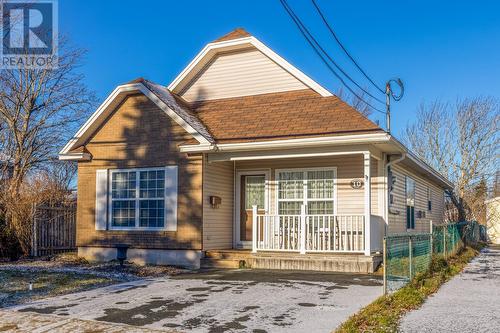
[
  {"left": 400, "top": 246, "right": 500, "bottom": 333},
  {"left": 9, "top": 269, "right": 382, "bottom": 333}
]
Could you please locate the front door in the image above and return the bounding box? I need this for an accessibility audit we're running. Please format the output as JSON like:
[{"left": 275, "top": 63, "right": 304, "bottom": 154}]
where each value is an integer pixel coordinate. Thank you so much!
[{"left": 238, "top": 174, "right": 266, "bottom": 247}]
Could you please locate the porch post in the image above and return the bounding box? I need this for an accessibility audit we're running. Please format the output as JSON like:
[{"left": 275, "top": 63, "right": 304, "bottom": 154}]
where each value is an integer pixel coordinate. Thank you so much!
[
  {"left": 364, "top": 152, "right": 371, "bottom": 256},
  {"left": 252, "top": 205, "right": 258, "bottom": 253},
  {"left": 300, "top": 204, "right": 306, "bottom": 254}
]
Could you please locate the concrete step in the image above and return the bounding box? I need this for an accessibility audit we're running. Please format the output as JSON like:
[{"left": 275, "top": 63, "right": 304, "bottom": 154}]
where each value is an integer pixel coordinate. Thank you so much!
[
  {"left": 204, "top": 250, "right": 253, "bottom": 260},
  {"left": 200, "top": 258, "right": 247, "bottom": 269},
  {"left": 247, "top": 255, "right": 382, "bottom": 273},
  {"left": 201, "top": 250, "right": 382, "bottom": 273}
]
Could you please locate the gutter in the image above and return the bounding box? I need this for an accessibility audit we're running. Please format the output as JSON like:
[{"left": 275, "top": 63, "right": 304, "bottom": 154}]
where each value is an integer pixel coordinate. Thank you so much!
[
  {"left": 179, "top": 132, "right": 391, "bottom": 153},
  {"left": 387, "top": 135, "right": 453, "bottom": 189}
]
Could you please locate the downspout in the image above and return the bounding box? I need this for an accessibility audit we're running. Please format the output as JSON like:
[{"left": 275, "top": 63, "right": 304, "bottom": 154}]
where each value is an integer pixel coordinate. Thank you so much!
[
  {"left": 233, "top": 159, "right": 236, "bottom": 249},
  {"left": 385, "top": 153, "right": 406, "bottom": 235}
]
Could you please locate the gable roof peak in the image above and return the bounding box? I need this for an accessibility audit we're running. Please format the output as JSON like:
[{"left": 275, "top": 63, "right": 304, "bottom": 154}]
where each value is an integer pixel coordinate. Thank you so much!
[{"left": 213, "top": 28, "right": 251, "bottom": 43}]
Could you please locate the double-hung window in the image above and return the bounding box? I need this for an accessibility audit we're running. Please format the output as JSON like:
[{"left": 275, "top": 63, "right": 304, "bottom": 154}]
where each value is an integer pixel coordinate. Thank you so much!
[
  {"left": 427, "top": 187, "right": 432, "bottom": 211},
  {"left": 277, "top": 168, "right": 336, "bottom": 215},
  {"left": 110, "top": 168, "right": 170, "bottom": 229}
]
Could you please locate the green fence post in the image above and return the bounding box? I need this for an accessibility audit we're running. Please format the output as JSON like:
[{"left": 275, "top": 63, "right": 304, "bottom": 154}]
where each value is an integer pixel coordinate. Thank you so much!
[
  {"left": 430, "top": 220, "right": 433, "bottom": 256},
  {"left": 453, "top": 226, "right": 457, "bottom": 254},
  {"left": 409, "top": 235, "right": 413, "bottom": 280},
  {"left": 383, "top": 237, "right": 387, "bottom": 295},
  {"left": 443, "top": 226, "right": 447, "bottom": 259}
]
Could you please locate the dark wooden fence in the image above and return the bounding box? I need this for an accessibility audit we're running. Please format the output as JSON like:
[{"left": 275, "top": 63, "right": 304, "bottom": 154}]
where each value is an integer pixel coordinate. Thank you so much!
[{"left": 31, "top": 204, "right": 77, "bottom": 257}]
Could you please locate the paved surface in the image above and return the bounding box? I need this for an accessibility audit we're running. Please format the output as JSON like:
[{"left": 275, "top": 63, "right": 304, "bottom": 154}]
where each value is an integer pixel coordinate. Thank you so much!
[
  {"left": 7, "top": 269, "right": 382, "bottom": 333},
  {"left": 0, "top": 310, "right": 172, "bottom": 333},
  {"left": 400, "top": 246, "right": 500, "bottom": 333}
]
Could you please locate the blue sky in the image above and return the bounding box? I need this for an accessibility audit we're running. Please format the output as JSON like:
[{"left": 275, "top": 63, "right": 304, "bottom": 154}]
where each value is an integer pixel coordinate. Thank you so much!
[{"left": 60, "top": 0, "right": 500, "bottom": 136}]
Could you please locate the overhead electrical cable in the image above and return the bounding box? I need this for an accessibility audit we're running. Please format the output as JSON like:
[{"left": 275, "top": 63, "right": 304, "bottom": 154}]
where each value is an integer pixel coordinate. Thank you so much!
[
  {"left": 279, "top": 0, "right": 386, "bottom": 113},
  {"left": 281, "top": 0, "right": 384, "bottom": 104},
  {"left": 311, "top": 0, "right": 385, "bottom": 94}
]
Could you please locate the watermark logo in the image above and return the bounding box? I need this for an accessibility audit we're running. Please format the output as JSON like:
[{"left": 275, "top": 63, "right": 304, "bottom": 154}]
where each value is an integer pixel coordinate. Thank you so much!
[{"left": 1, "top": 0, "right": 58, "bottom": 69}]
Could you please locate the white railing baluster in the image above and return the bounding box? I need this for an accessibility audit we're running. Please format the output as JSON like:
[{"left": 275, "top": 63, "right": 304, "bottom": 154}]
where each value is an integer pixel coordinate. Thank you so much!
[
  {"left": 344, "top": 217, "right": 348, "bottom": 252},
  {"left": 252, "top": 205, "right": 258, "bottom": 253},
  {"left": 300, "top": 205, "right": 306, "bottom": 254},
  {"left": 350, "top": 216, "right": 354, "bottom": 251}
]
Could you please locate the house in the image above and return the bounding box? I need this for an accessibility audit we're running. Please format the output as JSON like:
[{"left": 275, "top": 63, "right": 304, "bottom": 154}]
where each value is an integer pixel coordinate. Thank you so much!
[
  {"left": 59, "top": 28, "right": 452, "bottom": 273},
  {"left": 485, "top": 197, "right": 500, "bottom": 244}
]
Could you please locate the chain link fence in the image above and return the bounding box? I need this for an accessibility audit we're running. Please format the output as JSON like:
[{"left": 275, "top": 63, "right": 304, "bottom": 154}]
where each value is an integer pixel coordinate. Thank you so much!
[{"left": 383, "top": 221, "right": 486, "bottom": 294}]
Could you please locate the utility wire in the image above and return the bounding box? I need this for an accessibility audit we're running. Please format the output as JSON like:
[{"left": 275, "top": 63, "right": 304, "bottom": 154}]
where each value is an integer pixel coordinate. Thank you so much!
[
  {"left": 311, "top": 0, "right": 385, "bottom": 94},
  {"left": 279, "top": 0, "right": 386, "bottom": 113},
  {"left": 281, "top": 0, "right": 384, "bottom": 105}
]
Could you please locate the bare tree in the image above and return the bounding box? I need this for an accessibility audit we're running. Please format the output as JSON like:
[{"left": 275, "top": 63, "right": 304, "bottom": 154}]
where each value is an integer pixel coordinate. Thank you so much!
[
  {"left": 0, "top": 37, "right": 95, "bottom": 255},
  {"left": 403, "top": 97, "right": 499, "bottom": 221},
  {"left": 0, "top": 39, "right": 94, "bottom": 194},
  {"left": 336, "top": 87, "right": 373, "bottom": 117}
]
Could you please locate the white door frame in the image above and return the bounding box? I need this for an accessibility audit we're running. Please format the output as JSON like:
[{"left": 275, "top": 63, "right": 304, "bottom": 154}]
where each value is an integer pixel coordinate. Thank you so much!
[{"left": 234, "top": 169, "right": 270, "bottom": 249}]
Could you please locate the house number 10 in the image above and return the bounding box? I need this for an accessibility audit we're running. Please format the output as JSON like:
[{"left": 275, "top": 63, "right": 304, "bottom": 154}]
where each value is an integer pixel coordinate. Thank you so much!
[{"left": 350, "top": 179, "right": 364, "bottom": 189}]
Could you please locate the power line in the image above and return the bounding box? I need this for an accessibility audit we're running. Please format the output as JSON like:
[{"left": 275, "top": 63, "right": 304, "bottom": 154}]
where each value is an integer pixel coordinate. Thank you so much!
[
  {"left": 279, "top": 0, "right": 386, "bottom": 113},
  {"left": 311, "top": 0, "right": 385, "bottom": 94},
  {"left": 281, "top": 0, "right": 384, "bottom": 105}
]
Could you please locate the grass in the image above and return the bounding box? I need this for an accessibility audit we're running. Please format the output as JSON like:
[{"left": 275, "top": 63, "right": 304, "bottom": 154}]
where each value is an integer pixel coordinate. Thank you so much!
[
  {"left": 0, "top": 269, "right": 115, "bottom": 307},
  {"left": 336, "top": 245, "right": 483, "bottom": 333},
  {"left": 0, "top": 252, "right": 184, "bottom": 307},
  {"left": 2, "top": 252, "right": 183, "bottom": 277}
]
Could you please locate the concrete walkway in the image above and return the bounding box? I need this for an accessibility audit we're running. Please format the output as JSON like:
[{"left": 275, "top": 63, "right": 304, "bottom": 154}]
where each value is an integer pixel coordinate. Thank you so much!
[
  {"left": 0, "top": 310, "right": 174, "bottom": 333},
  {"left": 400, "top": 246, "right": 500, "bottom": 333},
  {"left": 8, "top": 269, "right": 382, "bottom": 333}
]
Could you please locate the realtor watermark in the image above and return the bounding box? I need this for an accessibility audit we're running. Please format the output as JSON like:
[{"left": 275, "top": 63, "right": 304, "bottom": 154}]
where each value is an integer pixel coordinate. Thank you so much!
[{"left": 1, "top": 0, "right": 58, "bottom": 69}]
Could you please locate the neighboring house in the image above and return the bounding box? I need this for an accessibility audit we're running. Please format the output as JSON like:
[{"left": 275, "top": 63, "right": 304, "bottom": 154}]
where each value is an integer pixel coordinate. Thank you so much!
[
  {"left": 485, "top": 197, "right": 500, "bottom": 244},
  {"left": 59, "top": 28, "right": 452, "bottom": 272}
]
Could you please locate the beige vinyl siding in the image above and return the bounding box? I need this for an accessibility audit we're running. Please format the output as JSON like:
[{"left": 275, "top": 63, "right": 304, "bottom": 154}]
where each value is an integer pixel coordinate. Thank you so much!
[
  {"left": 202, "top": 160, "right": 234, "bottom": 250},
  {"left": 180, "top": 48, "right": 308, "bottom": 102},
  {"left": 235, "top": 155, "right": 381, "bottom": 217},
  {"left": 370, "top": 157, "right": 379, "bottom": 216},
  {"left": 388, "top": 164, "right": 445, "bottom": 234}
]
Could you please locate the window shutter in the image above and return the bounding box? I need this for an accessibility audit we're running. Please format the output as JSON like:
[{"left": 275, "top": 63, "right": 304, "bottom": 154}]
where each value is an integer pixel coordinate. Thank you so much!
[
  {"left": 165, "top": 166, "right": 178, "bottom": 231},
  {"left": 95, "top": 169, "right": 108, "bottom": 230}
]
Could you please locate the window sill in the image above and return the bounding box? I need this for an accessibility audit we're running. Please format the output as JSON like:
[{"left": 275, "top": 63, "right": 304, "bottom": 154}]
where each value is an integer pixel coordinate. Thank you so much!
[{"left": 107, "top": 227, "right": 175, "bottom": 232}]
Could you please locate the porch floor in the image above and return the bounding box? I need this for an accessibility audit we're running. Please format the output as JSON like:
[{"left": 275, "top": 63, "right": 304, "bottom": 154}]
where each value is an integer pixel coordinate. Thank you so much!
[{"left": 201, "top": 249, "right": 382, "bottom": 274}]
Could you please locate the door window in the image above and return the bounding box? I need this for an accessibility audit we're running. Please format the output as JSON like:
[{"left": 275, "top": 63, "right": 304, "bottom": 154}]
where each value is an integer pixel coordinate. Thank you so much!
[{"left": 245, "top": 176, "right": 265, "bottom": 209}]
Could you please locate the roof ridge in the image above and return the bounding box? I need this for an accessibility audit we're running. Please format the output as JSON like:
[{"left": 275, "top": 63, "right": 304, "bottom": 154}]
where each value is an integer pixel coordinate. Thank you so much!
[{"left": 212, "top": 28, "right": 251, "bottom": 43}]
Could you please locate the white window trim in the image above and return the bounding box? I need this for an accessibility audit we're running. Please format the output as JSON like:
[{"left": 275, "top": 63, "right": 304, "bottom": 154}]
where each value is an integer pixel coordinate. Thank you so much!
[
  {"left": 108, "top": 167, "right": 174, "bottom": 231},
  {"left": 275, "top": 167, "right": 338, "bottom": 216},
  {"left": 405, "top": 176, "right": 416, "bottom": 231}
]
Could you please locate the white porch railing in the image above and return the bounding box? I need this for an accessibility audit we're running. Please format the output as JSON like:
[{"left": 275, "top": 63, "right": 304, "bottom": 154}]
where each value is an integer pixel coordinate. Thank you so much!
[{"left": 252, "top": 205, "right": 365, "bottom": 253}]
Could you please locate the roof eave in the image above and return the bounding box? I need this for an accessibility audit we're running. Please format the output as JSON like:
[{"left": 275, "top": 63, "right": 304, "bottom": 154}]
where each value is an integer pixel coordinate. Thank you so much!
[
  {"left": 59, "top": 82, "right": 213, "bottom": 157},
  {"left": 387, "top": 136, "right": 454, "bottom": 189},
  {"left": 58, "top": 152, "right": 92, "bottom": 161},
  {"left": 179, "top": 132, "right": 391, "bottom": 153}
]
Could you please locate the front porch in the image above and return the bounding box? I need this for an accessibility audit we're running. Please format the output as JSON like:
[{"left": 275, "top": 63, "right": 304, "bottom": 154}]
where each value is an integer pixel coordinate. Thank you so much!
[{"left": 202, "top": 147, "right": 387, "bottom": 272}]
